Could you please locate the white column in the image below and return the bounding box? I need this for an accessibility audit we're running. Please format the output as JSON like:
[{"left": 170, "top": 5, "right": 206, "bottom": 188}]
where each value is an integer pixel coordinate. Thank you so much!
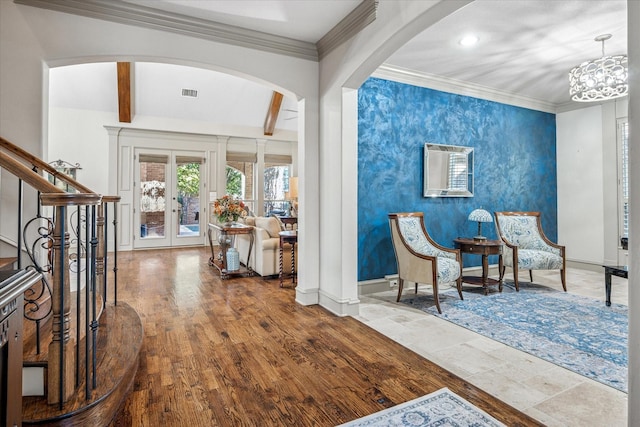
[
  {"left": 628, "top": 1, "right": 640, "bottom": 424},
  {"left": 295, "top": 97, "right": 321, "bottom": 306},
  {"left": 256, "top": 139, "right": 267, "bottom": 216}
]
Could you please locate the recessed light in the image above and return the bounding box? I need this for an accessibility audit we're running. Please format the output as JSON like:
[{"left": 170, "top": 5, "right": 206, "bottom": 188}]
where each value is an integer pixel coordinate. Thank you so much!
[{"left": 459, "top": 35, "right": 479, "bottom": 47}]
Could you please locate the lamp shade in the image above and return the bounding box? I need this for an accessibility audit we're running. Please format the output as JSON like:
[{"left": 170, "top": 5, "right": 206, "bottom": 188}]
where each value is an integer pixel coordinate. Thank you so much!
[
  {"left": 468, "top": 208, "right": 492, "bottom": 223},
  {"left": 289, "top": 177, "right": 298, "bottom": 199}
]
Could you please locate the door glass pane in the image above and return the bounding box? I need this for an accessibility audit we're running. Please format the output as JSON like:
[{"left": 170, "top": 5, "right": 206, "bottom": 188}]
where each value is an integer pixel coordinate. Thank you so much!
[
  {"left": 139, "top": 156, "right": 168, "bottom": 239},
  {"left": 176, "top": 157, "right": 202, "bottom": 237}
]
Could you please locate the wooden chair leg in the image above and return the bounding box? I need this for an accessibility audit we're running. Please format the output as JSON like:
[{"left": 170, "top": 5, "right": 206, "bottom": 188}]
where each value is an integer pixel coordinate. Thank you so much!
[
  {"left": 396, "top": 278, "right": 404, "bottom": 302},
  {"left": 414, "top": 282, "right": 418, "bottom": 294},
  {"left": 513, "top": 265, "right": 520, "bottom": 292},
  {"left": 560, "top": 269, "right": 567, "bottom": 291},
  {"left": 456, "top": 277, "right": 463, "bottom": 300},
  {"left": 499, "top": 265, "right": 505, "bottom": 282},
  {"left": 432, "top": 282, "right": 442, "bottom": 314},
  {"left": 529, "top": 270, "right": 533, "bottom": 282}
]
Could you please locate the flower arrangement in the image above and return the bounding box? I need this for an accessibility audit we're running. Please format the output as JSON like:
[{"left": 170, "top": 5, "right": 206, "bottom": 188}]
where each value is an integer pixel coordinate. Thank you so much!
[{"left": 213, "top": 195, "right": 247, "bottom": 223}]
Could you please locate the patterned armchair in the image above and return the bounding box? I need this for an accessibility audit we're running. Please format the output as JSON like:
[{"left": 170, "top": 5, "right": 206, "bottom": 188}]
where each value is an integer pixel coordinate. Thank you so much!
[
  {"left": 494, "top": 211, "right": 566, "bottom": 292},
  {"left": 388, "top": 212, "right": 462, "bottom": 313}
]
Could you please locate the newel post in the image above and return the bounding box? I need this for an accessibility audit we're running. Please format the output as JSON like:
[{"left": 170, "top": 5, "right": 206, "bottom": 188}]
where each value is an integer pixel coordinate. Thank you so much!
[{"left": 48, "top": 205, "right": 75, "bottom": 405}]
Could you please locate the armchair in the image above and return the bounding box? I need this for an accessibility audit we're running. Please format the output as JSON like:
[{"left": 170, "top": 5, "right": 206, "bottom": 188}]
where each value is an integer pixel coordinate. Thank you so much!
[
  {"left": 388, "top": 212, "right": 463, "bottom": 313},
  {"left": 494, "top": 211, "right": 566, "bottom": 292}
]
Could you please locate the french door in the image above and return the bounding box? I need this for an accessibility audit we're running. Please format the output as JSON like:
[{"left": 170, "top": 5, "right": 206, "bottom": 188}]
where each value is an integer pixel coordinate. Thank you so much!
[{"left": 134, "top": 149, "right": 205, "bottom": 248}]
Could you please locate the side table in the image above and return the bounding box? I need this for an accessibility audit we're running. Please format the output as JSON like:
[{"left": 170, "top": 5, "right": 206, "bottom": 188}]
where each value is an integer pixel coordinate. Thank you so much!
[
  {"left": 279, "top": 230, "right": 297, "bottom": 287},
  {"left": 454, "top": 238, "right": 503, "bottom": 294},
  {"left": 208, "top": 222, "right": 254, "bottom": 279},
  {"left": 603, "top": 265, "right": 628, "bottom": 306}
]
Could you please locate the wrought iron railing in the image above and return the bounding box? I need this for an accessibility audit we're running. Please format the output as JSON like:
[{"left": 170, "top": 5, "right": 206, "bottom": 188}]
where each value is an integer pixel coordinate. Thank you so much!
[{"left": 0, "top": 136, "right": 120, "bottom": 407}]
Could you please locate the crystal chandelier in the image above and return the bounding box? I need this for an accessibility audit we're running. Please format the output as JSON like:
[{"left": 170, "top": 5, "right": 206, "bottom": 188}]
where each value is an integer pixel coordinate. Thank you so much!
[{"left": 569, "top": 34, "right": 628, "bottom": 102}]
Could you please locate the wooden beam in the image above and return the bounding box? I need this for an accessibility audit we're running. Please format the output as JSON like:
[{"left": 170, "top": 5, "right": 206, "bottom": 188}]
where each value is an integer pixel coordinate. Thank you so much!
[
  {"left": 117, "top": 62, "right": 131, "bottom": 123},
  {"left": 263, "top": 91, "right": 283, "bottom": 136}
]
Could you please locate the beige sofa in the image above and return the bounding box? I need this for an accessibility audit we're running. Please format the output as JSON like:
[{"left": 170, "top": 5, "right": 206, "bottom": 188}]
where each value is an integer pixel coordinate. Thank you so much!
[{"left": 236, "top": 216, "right": 297, "bottom": 277}]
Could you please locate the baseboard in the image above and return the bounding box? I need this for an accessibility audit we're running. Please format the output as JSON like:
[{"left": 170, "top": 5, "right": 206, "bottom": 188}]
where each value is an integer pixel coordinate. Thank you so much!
[
  {"left": 566, "top": 259, "right": 608, "bottom": 273},
  {"left": 318, "top": 290, "right": 359, "bottom": 317},
  {"left": 295, "top": 286, "right": 319, "bottom": 306}
]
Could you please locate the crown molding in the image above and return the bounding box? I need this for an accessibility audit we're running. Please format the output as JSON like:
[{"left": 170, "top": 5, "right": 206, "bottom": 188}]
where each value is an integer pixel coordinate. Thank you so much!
[
  {"left": 317, "top": 0, "right": 377, "bottom": 60},
  {"left": 373, "top": 64, "right": 558, "bottom": 114},
  {"left": 15, "top": 0, "right": 319, "bottom": 61}
]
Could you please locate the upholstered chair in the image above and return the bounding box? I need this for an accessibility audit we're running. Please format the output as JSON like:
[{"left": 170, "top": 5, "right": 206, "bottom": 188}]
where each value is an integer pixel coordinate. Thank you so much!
[
  {"left": 388, "top": 212, "right": 463, "bottom": 313},
  {"left": 494, "top": 211, "right": 566, "bottom": 292}
]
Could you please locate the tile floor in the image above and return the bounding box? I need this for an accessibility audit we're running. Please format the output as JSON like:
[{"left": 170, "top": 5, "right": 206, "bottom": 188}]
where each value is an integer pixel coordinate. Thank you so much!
[{"left": 354, "top": 267, "right": 629, "bottom": 426}]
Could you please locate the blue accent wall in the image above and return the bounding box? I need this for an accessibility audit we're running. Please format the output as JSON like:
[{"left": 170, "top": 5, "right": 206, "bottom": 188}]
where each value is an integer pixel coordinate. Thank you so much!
[{"left": 358, "top": 77, "right": 557, "bottom": 281}]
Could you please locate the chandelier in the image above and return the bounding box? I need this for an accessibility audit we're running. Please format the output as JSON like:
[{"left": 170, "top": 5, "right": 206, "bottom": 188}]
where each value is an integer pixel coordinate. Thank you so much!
[{"left": 569, "top": 34, "right": 628, "bottom": 102}]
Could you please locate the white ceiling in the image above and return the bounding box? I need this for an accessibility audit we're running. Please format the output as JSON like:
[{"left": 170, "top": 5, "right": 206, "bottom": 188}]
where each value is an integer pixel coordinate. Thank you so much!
[{"left": 49, "top": 0, "right": 628, "bottom": 133}]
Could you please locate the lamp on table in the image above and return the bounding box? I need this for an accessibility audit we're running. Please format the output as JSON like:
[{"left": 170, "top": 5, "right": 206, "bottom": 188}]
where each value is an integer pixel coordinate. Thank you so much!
[
  {"left": 468, "top": 208, "right": 492, "bottom": 241},
  {"left": 288, "top": 177, "right": 298, "bottom": 217}
]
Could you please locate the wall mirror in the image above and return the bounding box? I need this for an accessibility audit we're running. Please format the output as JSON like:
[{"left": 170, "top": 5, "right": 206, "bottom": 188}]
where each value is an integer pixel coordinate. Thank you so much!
[{"left": 423, "top": 143, "right": 473, "bottom": 197}]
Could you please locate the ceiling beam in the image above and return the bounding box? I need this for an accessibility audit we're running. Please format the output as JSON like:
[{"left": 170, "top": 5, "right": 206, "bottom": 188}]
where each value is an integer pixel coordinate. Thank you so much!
[
  {"left": 117, "top": 62, "right": 131, "bottom": 123},
  {"left": 263, "top": 91, "right": 284, "bottom": 136}
]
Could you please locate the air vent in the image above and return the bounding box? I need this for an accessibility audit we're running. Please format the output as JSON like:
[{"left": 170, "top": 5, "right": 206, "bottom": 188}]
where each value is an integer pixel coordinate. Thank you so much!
[{"left": 181, "top": 89, "right": 198, "bottom": 98}]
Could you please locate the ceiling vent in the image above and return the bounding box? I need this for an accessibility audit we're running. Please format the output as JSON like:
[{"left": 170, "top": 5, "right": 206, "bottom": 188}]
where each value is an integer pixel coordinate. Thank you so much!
[{"left": 181, "top": 89, "right": 198, "bottom": 98}]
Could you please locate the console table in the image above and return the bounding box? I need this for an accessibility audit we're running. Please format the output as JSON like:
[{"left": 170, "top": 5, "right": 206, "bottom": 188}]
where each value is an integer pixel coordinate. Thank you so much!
[
  {"left": 208, "top": 222, "right": 254, "bottom": 279},
  {"left": 454, "top": 238, "right": 503, "bottom": 294},
  {"left": 603, "top": 265, "right": 628, "bottom": 306}
]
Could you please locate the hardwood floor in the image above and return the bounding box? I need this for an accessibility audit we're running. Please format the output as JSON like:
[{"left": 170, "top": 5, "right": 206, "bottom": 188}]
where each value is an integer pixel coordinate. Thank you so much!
[{"left": 109, "top": 247, "right": 541, "bottom": 426}]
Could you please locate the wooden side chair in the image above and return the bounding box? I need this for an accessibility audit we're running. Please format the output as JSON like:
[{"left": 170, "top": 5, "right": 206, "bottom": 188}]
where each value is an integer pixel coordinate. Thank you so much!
[
  {"left": 494, "top": 211, "right": 566, "bottom": 291},
  {"left": 388, "top": 212, "right": 463, "bottom": 313}
]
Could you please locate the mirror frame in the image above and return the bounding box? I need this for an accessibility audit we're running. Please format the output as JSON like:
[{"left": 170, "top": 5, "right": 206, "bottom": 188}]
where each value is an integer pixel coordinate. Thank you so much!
[{"left": 423, "top": 143, "right": 474, "bottom": 197}]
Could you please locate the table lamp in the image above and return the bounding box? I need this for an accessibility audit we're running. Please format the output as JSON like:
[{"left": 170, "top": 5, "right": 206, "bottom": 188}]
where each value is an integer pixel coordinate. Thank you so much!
[
  {"left": 468, "top": 208, "right": 492, "bottom": 241},
  {"left": 288, "top": 177, "right": 298, "bottom": 217}
]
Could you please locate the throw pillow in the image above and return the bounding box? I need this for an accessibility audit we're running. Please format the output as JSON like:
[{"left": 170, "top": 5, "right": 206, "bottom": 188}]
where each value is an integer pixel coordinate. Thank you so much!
[
  {"left": 255, "top": 216, "right": 281, "bottom": 238},
  {"left": 243, "top": 216, "right": 256, "bottom": 227}
]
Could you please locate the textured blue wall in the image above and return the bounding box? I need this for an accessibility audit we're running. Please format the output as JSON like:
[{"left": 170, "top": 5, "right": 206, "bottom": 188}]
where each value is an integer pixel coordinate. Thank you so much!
[{"left": 358, "top": 78, "right": 557, "bottom": 281}]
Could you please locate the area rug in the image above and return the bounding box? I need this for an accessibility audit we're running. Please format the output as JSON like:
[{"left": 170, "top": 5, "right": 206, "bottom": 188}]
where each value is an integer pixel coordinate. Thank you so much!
[
  {"left": 337, "top": 387, "right": 505, "bottom": 427},
  {"left": 401, "top": 283, "right": 628, "bottom": 392}
]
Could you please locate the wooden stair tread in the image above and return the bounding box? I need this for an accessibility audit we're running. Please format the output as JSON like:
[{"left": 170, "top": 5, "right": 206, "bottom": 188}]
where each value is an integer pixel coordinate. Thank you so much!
[
  {"left": 22, "top": 302, "right": 143, "bottom": 426},
  {"left": 0, "top": 257, "right": 18, "bottom": 271}
]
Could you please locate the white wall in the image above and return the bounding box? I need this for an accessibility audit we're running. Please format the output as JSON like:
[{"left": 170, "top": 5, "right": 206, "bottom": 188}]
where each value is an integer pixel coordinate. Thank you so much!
[
  {"left": 557, "top": 105, "right": 605, "bottom": 264},
  {"left": 48, "top": 108, "right": 113, "bottom": 195},
  {"left": 557, "top": 100, "right": 627, "bottom": 266}
]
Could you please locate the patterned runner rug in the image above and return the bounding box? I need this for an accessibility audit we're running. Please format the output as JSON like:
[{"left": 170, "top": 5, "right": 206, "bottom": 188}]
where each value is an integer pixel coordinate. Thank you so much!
[
  {"left": 401, "top": 282, "right": 628, "bottom": 392},
  {"left": 337, "top": 387, "right": 505, "bottom": 427}
]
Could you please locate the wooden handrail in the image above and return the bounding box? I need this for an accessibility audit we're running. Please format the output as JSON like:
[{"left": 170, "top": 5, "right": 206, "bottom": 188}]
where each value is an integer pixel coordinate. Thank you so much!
[
  {"left": 102, "top": 195, "right": 122, "bottom": 203},
  {"left": 41, "top": 193, "right": 101, "bottom": 207},
  {"left": 1, "top": 136, "right": 93, "bottom": 194},
  {"left": 0, "top": 151, "right": 64, "bottom": 194}
]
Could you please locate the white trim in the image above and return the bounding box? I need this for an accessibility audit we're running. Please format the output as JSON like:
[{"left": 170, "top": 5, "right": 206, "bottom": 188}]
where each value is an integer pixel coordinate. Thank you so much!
[
  {"left": 373, "top": 64, "right": 557, "bottom": 114},
  {"left": 317, "top": 0, "right": 377, "bottom": 60},
  {"left": 15, "top": 0, "right": 318, "bottom": 60},
  {"left": 295, "top": 286, "right": 319, "bottom": 306},
  {"left": 318, "top": 290, "right": 359, "bottom": 317}
]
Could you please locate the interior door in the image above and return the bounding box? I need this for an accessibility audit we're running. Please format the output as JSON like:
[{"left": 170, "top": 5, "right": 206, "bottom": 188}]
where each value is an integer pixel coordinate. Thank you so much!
[{"left": 134, "top": 149, "right": 205, "bottom": 248}]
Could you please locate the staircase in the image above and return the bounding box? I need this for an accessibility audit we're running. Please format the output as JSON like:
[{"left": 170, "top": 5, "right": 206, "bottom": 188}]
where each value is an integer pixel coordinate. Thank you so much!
[{"left": 0, "top": 136, "right": 142, "bottom": 426}]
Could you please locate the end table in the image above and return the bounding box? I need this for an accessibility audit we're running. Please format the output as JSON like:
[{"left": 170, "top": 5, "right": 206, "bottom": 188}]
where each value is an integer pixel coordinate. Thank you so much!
[
  {"left": 454, "top": 238, "right": 503, "bottom": 294},
  {"left": 279, "top": 230, "right": 297, "bottom": 287}
]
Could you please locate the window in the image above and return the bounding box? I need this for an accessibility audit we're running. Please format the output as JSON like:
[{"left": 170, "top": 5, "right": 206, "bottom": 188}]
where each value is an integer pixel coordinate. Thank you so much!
[
  {"left": 264, "top": 163, "right": 290, "bottom": 216},
  {"left": 224, "top": 151, "right": 293, "bottom": 217},
  {"left": 618, "top": 119, "right": 629, "bottom": 239}
]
